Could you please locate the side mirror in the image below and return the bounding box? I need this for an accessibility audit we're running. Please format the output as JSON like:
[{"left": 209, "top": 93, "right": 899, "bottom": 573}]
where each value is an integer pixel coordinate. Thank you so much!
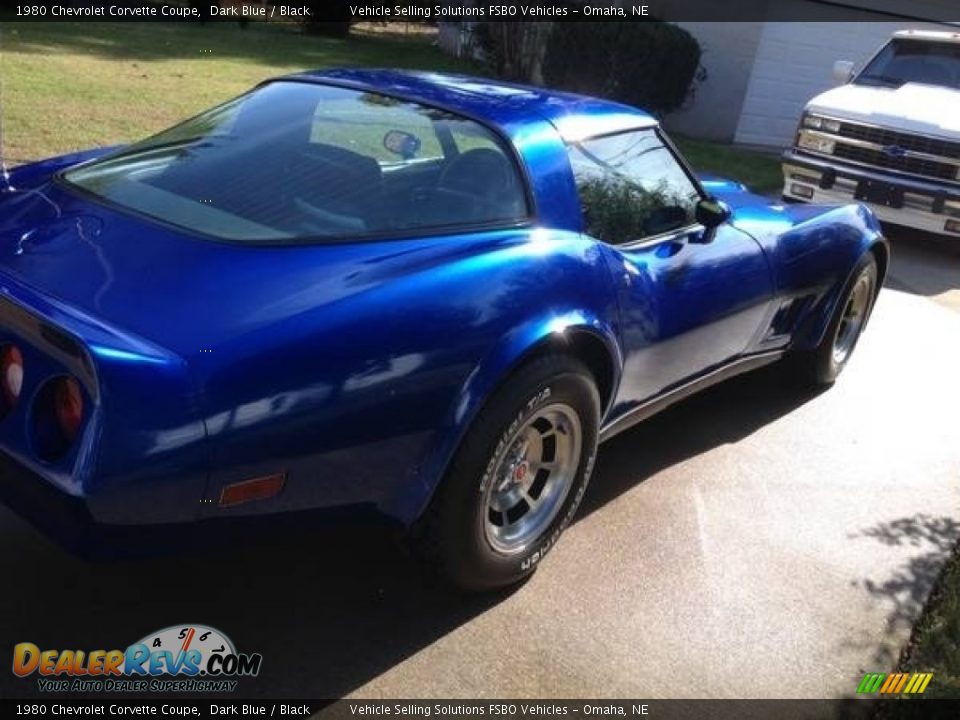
[
  {"left": 695, "top": 197, "right": 730, "bottom": 228},
  {"left": 383, "top": 129, "right": 422, "bottom": 160},
  {"left": 832, "top": 60, "right": 854, "bottom": 84},
  {"left": 692, "top": 198, "right": 730, "bottom": 243}
]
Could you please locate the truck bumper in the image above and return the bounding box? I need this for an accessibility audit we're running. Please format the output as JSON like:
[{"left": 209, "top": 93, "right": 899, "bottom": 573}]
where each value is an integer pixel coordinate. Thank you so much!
[{"left": 782, "top": 150, "right": 960, "bottom": 238}]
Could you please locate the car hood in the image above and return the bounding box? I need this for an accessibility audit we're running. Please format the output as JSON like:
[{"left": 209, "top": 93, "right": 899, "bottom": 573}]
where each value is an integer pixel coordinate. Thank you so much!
[{"left": 807, "top": 82, "right": 960, "bottom": 138}]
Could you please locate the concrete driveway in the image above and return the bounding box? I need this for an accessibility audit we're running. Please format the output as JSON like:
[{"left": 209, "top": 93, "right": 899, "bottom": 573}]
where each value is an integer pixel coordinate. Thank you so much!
[
  {"left": 0, "top": 231, "right": 958, "bottom": 701},
  {"left": 882, "top": 228, "right": 960, "bottom": 313}
]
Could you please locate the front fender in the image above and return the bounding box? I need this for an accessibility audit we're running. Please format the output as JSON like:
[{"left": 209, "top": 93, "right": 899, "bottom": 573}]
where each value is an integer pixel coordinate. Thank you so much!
[
  {"left": 777, "top": 204, "right": 888, "bottom": 350},
  {"left": 712, "top": 188, "right": 888, "bottom": 353}
]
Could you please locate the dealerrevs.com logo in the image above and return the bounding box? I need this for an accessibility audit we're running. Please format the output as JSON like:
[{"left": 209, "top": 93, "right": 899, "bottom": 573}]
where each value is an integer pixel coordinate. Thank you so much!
[{"left": 12, "top": 625, "right": 262, "bottom": 693}]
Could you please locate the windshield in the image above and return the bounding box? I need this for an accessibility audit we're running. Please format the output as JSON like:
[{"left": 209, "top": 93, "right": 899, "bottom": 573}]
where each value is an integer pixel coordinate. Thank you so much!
[
  {"left": 62, "top": 81, "right": 528, "bottom": 242},
  {"left": 855, "top": 38, "right": 960, "bottom": 89}
]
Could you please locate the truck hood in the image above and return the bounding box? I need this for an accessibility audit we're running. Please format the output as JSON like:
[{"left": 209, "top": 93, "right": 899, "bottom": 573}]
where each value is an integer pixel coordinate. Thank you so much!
[{"left": 807, "top": 82, "right": 960, "bottom": 138}]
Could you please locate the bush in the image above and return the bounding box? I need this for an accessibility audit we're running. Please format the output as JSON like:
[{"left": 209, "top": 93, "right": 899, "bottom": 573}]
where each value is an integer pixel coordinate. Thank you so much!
[
  {"left": 474, "top": 23, "right": 548, "bottom": 82},
  {"left": 577, "top": 175, "right": 687, "bottom": 244},
  {"left": 542, "top": 22, "right": 703, "bottom": 116}
]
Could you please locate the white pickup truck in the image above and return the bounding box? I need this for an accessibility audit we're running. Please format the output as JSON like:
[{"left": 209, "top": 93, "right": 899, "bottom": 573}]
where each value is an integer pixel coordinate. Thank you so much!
[{"left": 782, "top": 29, "right": 960, "bottom": 237}]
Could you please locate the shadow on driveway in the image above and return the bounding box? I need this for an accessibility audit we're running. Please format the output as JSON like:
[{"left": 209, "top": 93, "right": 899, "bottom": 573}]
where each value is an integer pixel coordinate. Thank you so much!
[
  {"left": 0, "top": 364, "right": 822, "bottom": 700},
  {"left": 883, "top": 227, "right": 960, "bottom": 305},
  {"left": 581, "top": 363, "right": 824, "bottom": 518},
  {"left": 847, "top": 514, "right": 960, "bottom": 669}
]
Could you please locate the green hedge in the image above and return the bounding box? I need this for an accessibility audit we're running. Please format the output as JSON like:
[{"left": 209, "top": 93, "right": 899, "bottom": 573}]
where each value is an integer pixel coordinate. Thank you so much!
[{"left": 542, "top": 22, "right": 703, "bottom": 116}]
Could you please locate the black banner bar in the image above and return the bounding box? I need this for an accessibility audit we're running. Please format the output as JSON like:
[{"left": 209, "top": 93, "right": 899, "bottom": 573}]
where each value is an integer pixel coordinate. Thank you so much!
[
  {"left": 0, "top": 0, "right": 959, "bottom": 23},
  {"left": 0, "top": 699, "right": 955, "bottom": 720}
]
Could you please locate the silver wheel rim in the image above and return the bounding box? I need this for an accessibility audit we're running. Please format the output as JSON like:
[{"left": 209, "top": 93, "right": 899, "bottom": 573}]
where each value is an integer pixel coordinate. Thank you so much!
[
  {"left": 833, "top": 272, "right": 872, "bottom": 365},
  {"left": 483, "top": 403, "right": 582, "bottom": 555}
]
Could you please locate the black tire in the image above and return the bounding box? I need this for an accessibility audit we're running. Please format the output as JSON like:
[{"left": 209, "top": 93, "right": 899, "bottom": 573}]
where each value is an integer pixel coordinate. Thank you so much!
[
  {"left": 793, "top": 252, "right": 879, "bottom": 386},
  {"left": 418, "top": 354, "right": 600, "bottom": 591}
]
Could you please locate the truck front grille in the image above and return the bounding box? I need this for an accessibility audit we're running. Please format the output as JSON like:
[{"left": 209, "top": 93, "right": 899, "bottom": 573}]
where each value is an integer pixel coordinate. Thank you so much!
[
  {"left": 802, "top": 119, "right": 960, "bottom": 184},
  {"left": 833, "top": 143, "right": 958, "bottom": 181},
  {"left": 835, "top": 122, "right": 960, "bottom": 160}
]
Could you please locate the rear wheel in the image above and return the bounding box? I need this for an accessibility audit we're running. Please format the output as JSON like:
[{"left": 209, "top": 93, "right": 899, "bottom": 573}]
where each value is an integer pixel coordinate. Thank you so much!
[
  {"left": 794, "top": 253, "right": 878, "bottom": 386},
  {"left": 418, "top": 354, "right": 600, "bottom": 591}
]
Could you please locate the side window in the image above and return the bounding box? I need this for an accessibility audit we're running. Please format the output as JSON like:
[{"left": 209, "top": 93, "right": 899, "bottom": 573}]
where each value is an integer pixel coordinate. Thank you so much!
[
  {"left": 310, "top": 91, "right": 445, "bottom": 163},
  {"left": 428, "top": 116, "right": 529, "bottom": 226},
  {"left": 303, "top": 90, "right": 526, "bottom": 230},
  {"left": 567, "top": 129, "right": 702, "bottom": 244},
  {"left": 448, "top": 121, "right": 503, "bottom": 155}
]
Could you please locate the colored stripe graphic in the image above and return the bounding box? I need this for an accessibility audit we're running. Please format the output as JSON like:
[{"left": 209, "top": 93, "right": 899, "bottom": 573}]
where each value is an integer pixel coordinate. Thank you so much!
[
  {"left": 858, "top": 672, "right": 933, "bottom": 695},
  {"left": 879, "top": 673, "right": 900, "bottom": 694},
  {"left": 857, "top": 673, "right": 886, "bottom": 694},
  {"left": 909, "top": 673, "right": 933, "bottom": 694},
  {"left": 893, "top": 674, "right": 909, "bottom": 694}
]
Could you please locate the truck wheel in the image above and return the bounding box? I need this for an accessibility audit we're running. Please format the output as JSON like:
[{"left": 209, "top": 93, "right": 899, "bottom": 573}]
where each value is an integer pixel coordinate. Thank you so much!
[
  {"left": 419, "top": 354, "right": 600, "bottom": 591},
  {"left": 795, "top": 252, "right": 878, "bottom": 386}
]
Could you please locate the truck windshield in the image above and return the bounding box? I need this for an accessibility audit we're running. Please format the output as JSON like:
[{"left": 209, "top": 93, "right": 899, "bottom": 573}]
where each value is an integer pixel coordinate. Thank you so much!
[{"left": 856, "top": 39, "right": 960, "bottom": 89}]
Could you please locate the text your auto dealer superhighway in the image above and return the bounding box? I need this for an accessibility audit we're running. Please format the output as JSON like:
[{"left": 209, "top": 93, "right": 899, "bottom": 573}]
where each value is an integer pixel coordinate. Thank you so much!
[{"left": 44, "top": 4, "right": 200, "bottom": 16}]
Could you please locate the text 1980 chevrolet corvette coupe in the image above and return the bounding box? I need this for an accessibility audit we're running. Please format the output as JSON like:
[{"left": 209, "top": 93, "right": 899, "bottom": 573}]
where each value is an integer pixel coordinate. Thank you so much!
[{"left": 0, "top": 70, "right": 886, "bottom": 589}]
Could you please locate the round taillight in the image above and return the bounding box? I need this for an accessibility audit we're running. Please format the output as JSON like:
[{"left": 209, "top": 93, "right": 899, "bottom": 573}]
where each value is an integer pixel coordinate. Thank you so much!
[
  {"left": 31, "top": 375, "right": 86, "bottom": 462},
  {"left": 0, "top": 345, "right": 23, "bottom": 410},
  {"left": 55, "top": 377, "right": 84, "bottom": 443},
  {"left": 0, "top": 345, "right": 23, "bottom": 419}
]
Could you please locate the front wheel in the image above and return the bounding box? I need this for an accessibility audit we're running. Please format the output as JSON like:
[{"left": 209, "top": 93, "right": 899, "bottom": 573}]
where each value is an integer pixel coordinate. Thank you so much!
[
  {"left": 793, "top": 252, "right": 878, "bottom": 386},
  {"left": 418, "top": 354, "right": 600, "bottom": 591}
]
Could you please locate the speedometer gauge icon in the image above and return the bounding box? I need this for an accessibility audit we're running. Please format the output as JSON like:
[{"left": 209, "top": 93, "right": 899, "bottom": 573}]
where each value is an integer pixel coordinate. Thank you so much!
[{"left": 134, "top": 624, "right": 235, "bottom": 674}]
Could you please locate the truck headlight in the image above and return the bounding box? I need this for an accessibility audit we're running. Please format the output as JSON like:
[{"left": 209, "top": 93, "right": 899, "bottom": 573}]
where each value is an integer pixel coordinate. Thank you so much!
[
  {"left": 802, "top": 114, "right": 841, "bottom": 134},
  {"left": 798, "top": 132, "right": 836, "bottom": 154}
]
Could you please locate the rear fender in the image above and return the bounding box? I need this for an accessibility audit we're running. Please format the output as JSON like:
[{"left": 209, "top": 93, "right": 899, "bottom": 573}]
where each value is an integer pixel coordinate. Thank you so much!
[
  {"left": 0, "top": 271, "right": 208, "bottom": 524},
  {"left": 380, "top": 311, "right": 621, "bottom": 525},
  {"left": 3, "top": 147, "right": 123, "bottom": 190}
]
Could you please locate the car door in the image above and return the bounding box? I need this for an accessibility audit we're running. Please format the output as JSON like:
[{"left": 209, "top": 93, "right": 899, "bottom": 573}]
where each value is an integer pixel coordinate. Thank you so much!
[{"left": 566, "top": 128, "right": 775, "bottom": 415}]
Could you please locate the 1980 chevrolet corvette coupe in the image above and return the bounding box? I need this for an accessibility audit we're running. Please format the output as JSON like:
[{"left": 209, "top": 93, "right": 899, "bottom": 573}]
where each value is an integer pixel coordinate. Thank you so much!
[{"left": 0, "top": 70, "right": 886, "bottom": 589}]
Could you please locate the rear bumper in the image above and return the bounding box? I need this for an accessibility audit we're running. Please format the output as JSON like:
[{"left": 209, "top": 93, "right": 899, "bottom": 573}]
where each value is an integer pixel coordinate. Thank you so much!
[
  {"left": 781, "top": 150, "right": 960, "bottom": 238},
  {"left": 0, "top": 450, "right": 106, "bottom": 555},
  {"left": 0, "top": 450, "right": 387, "bottom": 558},
  {"left": 0, "top": 275, "right": 211, "bottom": 524},
  {"left": 0, "top": 451, "right": 185, "bottom": 558}
]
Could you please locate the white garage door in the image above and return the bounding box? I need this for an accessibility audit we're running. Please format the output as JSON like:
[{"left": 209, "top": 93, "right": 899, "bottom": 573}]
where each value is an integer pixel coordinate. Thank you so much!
[{"left": 734, "top": 20, "right": 953, "bottom": 148}]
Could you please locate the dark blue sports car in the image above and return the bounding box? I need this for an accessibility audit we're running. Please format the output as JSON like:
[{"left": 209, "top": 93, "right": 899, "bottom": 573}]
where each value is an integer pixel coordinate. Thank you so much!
[{"left": 0, "top": 70, "right": 885, "bottom": 589}]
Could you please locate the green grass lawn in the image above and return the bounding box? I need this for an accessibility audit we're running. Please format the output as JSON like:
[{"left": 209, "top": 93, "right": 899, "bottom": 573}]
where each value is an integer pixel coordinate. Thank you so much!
[
  {"left": 1, "top": 21, "right": 784, "bottom": 194},
  {"left": 0, "top": 21, "right": 474, "bottom": 165},
  {"left": 673, "top": 134, "right": 783, "bottom": 195}
]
